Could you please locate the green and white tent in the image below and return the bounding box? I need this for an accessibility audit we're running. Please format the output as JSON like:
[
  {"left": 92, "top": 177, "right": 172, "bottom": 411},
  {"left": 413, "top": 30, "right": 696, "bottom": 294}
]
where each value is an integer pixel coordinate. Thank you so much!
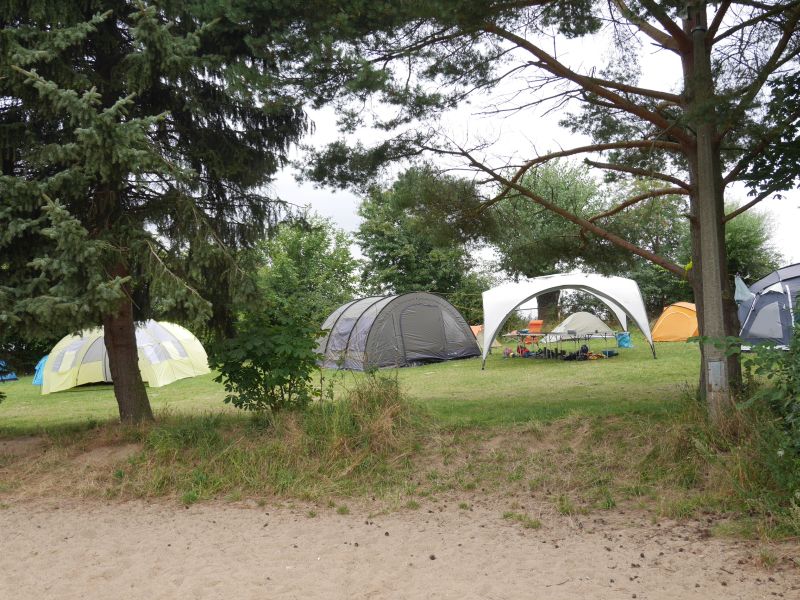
[{"left": 41, "top": 320, "right": 209, "bottom": 394}]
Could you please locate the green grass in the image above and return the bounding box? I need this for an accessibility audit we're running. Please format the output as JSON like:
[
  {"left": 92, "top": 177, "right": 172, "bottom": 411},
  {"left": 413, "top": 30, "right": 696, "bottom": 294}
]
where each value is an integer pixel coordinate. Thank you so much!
[
  {"left": 502, "top": 511, "right": 542, "bottom": 529},
  {"left": 395, "top": 336, "right": 698, "bottom": 427},
  {"left": 0, "top": 334, "right": 697, "bottom": 436},
  {"left": 4, "top": 335, "right": 797, "bottom": 538},
  {"left": 0, "top": 371, "right": 231, "bottom": 436}
]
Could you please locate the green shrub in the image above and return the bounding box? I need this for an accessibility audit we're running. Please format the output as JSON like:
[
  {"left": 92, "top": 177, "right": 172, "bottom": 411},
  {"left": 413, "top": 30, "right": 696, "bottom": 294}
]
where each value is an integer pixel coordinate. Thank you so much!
[
  {"left": 744, "top": 324, "right": 800, "bottom": 452},
  {"left": 210, "top": 307, "right": 320, "bottom": 413}
]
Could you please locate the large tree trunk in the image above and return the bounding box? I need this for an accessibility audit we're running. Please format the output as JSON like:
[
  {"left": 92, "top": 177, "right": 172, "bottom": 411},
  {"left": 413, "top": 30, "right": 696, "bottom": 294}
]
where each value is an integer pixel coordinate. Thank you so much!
[
  {"left": 684, "top": 4, "right": 742, "bottom": 424},
  {"left": 104, "top": 264, "right": 154, "bottom": 423}
]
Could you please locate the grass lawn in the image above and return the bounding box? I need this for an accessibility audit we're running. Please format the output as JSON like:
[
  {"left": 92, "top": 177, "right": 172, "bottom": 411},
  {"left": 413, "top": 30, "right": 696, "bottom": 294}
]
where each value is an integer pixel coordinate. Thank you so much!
[
  {"left": 0, "top": 335, "right": 698, "bottom": 435},
  {"left": 2, "top": 336, "right": 797, "bottom": 539}
]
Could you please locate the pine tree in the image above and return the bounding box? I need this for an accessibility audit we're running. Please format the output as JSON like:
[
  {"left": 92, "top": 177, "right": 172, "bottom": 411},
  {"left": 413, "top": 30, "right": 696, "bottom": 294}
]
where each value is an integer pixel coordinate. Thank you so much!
[{"left": 0, "top": 2, "right": 311, "bottom": 421}]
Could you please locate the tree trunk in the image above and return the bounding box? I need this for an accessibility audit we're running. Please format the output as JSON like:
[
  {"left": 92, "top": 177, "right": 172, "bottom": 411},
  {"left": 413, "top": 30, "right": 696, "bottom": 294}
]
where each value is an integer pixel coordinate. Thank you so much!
[
  {"left": 684, "top": 4, "right": 741, "bottom": 424},
  {"left": 104, "top": 264, "right": 154, "bottom": 423},
  {"left": 536, "top": 290, "right": 560, "bottom": 329}
]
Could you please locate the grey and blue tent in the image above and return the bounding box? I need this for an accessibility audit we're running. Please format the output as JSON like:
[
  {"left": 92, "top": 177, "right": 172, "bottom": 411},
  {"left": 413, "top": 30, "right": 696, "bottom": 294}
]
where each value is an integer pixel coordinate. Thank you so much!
[
  {"left": 317, "top": 292, "right": 480, "bottom": 370},
  {"left": 737, "top": 263, "right": 800, "bottom": 346}
]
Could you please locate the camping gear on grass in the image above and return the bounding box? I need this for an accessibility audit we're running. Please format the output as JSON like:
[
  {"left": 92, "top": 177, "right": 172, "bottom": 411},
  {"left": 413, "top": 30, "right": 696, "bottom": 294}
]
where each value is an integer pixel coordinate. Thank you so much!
[
  {"left": 481, "top": 274, "right": 654, "bottom": 368},
  {"left": 651, "top": 302, "right": 699, "bottom": 342},
  {"left": 615, "top": 332, "right": 633, "bottom": 348},
  {"left": 737, "top": 263, "right": 800, "bottom": 347},
  {"left": 41, "top": 320, "right": 210, "bottom": 394},
  {"left": 0, "top": 360, "right": 18, "bottom": 382},
  {"left": 318, "top": 292, "right": 480, "bottom": 371}
]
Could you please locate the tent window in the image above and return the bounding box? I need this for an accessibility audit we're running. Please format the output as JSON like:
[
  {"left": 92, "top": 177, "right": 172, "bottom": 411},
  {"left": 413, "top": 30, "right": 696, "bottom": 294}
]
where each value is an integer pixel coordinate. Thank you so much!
[{"left": 83, "top": 337, "right": 106, "bottom": 362}]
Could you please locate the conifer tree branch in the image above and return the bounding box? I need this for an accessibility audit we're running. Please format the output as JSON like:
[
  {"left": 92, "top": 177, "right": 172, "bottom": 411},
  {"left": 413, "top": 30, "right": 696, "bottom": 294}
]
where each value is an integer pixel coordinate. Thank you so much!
[
  {"left": 632, "top": 0, "right": 691, "bottom": 51},
  {"left": 706, "top": 0, "right": 732, "bottom": 40},
  {"left": 723, "top": 189, "right": 774, "bottom": 222},
  {"left": 480, "top": 22, "right": 693, "bottom": 145},
  {"left": 712, "top": 1, "right": 800, "bottom": 44},
  {"left": 611, "top": 0, "right": 681, "bottom": 51},
  {"left": 583, "top": 159, "right": 690, "bottom": 189},
  {"left": 588, "top": 187, "right": 688, "bottom": 222},
  {"left": 445, "top": 146, "right": 685, "bottom": 276},
  {"left": 484, "top": 140, "right": 683, "bottom": 205},
  {"left": 718, "top": 7, "right": 800, "bottom": 137}
]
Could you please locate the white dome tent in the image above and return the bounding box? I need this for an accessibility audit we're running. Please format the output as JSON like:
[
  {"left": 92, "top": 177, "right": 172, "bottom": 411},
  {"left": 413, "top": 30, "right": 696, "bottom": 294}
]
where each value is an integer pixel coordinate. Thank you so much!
[
  {"left": 481, "top": 274, "right": 655, "bottom": 368},
  {"left": 540, "top": 311, "right": 615, "bottom": 344},
  {"left": 41, "top": 320, "right": 210, "bottom": 394}
]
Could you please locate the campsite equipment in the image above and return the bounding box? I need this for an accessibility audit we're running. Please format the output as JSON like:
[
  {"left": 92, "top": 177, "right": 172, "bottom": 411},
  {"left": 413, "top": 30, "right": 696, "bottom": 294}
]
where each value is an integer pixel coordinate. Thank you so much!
[
  {"left": 615, "top": 332, "right": 633, "bottom": 348},
  {"left": 481, "top": 274, "right": 654, "bottom": 368},
  {"left": 318, "top": 292, "right": 480, "bottom": 370},
  {"left": 651, "top": 302, "right": 699, "bottom": 342},
  {"left": 540, "top": 312, "right": 614, "bottom": 344},
  {"left": 0, "top": 360, "right": 18, "bottom": 382},
  {"left": 32, "top": 355, "right": 48, "bottom": 385},
  {"left": 41, "top": 320, "right": 210, "bottom": 394},
  {"left": 738, "top": 263, "right": 800, "bottom": 346}
]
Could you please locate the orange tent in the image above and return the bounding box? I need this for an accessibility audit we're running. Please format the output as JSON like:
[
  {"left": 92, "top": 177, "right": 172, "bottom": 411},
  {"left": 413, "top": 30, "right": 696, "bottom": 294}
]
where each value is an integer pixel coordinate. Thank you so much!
[
  {"left": 471, "top": 324, "right": 501, "bottom": 349},
  {"left": 651, "top": 302, "right": 699, "bottom": 342}
]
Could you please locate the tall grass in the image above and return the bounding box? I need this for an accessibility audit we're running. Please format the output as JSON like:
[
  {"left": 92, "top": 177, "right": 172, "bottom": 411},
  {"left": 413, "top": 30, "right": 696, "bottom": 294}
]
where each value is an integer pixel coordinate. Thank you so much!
[{"left": 109, "top": 374, "right": 429, "bottom": 503}]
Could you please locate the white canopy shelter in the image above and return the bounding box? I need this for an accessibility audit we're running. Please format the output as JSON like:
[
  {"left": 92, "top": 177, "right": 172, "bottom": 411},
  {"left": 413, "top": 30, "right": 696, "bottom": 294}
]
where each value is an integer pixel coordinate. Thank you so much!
[{"left": 482, "top": 274, "right": 655, "bottom": 368}]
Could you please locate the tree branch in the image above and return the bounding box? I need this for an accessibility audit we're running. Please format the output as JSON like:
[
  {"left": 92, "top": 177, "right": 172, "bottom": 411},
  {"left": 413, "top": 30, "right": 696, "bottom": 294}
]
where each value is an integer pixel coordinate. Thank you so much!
[
  {"left": 723, "top": 188, "right": 775, "bottom": 222},
  {"left": 584, "top": 159, "right": 691, "bottom": 189},
  {"left": 486, "top": 140, "right": 683, "bottom": 205},
  {"left": 439, "top": 145, "right": 685, "bottom": 277},
  {"left": 718, "top": 6, "right": 800, "bottom": 137},
  {"left": 588, "top": 187, "right": 688, "bottom": 222},
  {"left": 582, "top": 74, "right": 683, "bottom": 104},
  {"left": 480, "top": 23, "right": 694, "bottom": 145},
  {"left": 706, "top": 0, "right": 732, "bottom": 40},
  {"left": 712, "top": 1, "right": 800, "bottom": 45},
  {"left": 611, "top": 0, "right": 681, "bottom": 51},
  {"left": 635, "top": 0, "right": 692, "bottom": 51}
]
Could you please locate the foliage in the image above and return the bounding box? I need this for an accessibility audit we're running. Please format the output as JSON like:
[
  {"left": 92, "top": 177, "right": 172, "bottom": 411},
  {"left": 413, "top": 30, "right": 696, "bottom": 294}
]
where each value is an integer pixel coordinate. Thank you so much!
[
  {"left": 356, "top": 166, "right": 492, "bottom": 322},
  {"left": 487, "top": 161, "right": 603, "bottom": 277},
  {"left": 744, "top": 326, "right": 800, "bottom": 453},
  {"left": 0, "top": 1, "right": 327, "bottom": 419},
  {"left": 257, "top": 216, "right": 360, "bottom": 324},
  {"left": 210, "top": 306, "right": 320, "bottom": 413}
]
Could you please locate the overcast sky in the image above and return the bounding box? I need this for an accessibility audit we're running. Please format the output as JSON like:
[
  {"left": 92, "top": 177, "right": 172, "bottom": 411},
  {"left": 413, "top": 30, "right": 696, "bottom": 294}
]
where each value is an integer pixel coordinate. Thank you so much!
[{"left": 273, "top": 24, "right": 800, "bottom": 269}]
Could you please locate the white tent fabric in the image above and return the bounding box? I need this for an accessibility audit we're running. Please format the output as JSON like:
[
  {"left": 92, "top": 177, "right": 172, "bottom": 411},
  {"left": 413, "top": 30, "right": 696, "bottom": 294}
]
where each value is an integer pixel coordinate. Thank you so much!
[
  {"left": 482, "top": 274, "right": 655, "bottom": 367},
  {"left": 541, "top": 312, "right": 614, "bottom": 343}
]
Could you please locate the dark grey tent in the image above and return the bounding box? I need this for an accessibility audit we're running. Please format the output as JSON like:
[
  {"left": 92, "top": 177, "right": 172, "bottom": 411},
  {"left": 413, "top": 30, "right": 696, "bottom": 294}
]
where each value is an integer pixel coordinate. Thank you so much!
[
  {"left": 318, "top": 292, "right": 480, "bottom": 370},
  {"left": 738, "top": 263, "right": 800, "bottom": 346}
]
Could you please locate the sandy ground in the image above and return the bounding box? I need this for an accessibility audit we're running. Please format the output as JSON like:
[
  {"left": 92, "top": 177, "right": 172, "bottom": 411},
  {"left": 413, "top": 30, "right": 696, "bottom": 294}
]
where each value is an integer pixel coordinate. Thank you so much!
[{"left": 1, "top": 499, "right": 797, "bottom": 600}]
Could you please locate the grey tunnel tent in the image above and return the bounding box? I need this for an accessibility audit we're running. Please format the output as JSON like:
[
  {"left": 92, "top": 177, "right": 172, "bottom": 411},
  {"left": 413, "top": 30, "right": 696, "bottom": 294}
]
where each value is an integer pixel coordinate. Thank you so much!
[
  {"left": 317, "top": 292, "right": 481, "bottom": 370},
  {"left": 737, "top": 263, "right": 800, "bottom": 347}
]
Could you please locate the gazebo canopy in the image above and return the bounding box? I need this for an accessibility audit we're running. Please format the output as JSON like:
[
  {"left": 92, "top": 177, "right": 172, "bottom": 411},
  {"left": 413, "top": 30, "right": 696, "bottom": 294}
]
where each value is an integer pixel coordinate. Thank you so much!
[{"left": 482, "top": 273, "right": 655, "bottom": 367}]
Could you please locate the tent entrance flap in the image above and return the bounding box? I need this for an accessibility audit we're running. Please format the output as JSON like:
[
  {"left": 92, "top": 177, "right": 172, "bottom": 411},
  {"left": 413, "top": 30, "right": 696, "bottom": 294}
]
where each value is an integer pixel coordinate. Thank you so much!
[{"left": 481, "top": 274, "right": 655, "bottom": 368}]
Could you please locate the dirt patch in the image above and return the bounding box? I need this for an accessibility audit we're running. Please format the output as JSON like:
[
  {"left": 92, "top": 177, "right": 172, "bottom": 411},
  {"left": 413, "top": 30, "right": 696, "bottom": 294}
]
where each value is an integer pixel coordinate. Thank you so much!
[
  {"left": 0, "top": 499, "right": 796, "bottom": 600},
  {"left": 72, "top": 443, "right": 141, "bottom": 468},
  {"left": 0, "top": 437, "right": 44, "bottom": 457}
]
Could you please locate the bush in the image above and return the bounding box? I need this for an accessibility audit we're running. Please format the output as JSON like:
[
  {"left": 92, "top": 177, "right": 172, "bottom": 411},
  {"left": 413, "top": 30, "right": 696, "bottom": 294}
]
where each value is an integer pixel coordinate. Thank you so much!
[
  {"left": 210, "top": 307, "right": 320, "bottom": 413},
  {"left": 744, "top": 324, "right": 800, "bottom": 452}
]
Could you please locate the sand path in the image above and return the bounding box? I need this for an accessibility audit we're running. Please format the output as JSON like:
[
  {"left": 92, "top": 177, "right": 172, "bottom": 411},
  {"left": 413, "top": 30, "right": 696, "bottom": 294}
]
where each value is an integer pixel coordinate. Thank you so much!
[{"left": 1, "top": 499, "right": 797, "bottom": 599}]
